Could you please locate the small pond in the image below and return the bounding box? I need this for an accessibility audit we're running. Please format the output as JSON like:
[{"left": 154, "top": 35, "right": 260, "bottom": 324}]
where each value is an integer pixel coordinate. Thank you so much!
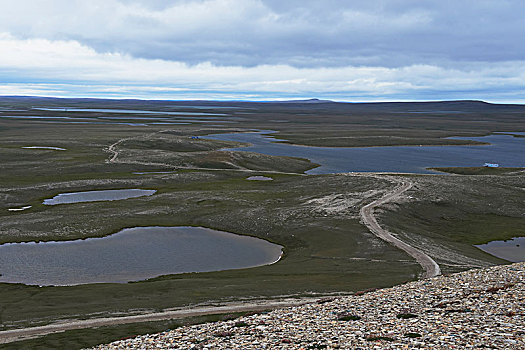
[
  {"left": 205, "top": 131, "right": 525, "bottom": 174},
  {"left": 247, "top": 176, "right": 273, "bottom": 181},
  {"left": 0, "top": 226, "right": 283, "bottom": 285},
  {"left": 22, "top": 146, "right": 66, "bottom": 151},
  {"left": 7, "top": 205, "right": 32, "bottom": 212},
  {"left": 475, "top": 237, "right": 525, "bottom": 262},
  {"left": 43, "top": 189, "right": 156, "bottom": 205}
]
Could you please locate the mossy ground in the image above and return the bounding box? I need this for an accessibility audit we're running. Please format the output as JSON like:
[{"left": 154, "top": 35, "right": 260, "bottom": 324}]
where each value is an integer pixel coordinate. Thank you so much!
[{"left": 0, "top": 98, "right": 523, "bottom": 348}]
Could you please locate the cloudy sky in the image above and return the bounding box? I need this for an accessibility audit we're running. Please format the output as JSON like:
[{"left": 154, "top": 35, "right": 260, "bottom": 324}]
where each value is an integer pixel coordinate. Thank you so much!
[{"left": 1, "top": 0, "right": 524, "bottom": 101}]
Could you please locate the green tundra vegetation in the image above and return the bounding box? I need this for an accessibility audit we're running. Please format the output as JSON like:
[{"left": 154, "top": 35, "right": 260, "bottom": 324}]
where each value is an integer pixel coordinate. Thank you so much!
[{"left": 0, "top": 97, "right": 523, "bottom": 349}]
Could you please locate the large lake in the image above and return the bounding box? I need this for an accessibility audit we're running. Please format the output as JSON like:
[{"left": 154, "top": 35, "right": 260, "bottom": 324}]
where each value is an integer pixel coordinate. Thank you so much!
[
  {"left": 33, "top": 107, "right": 228, "bottom": 116},
  {"left": 205, "top": 131, "right": 525, "bottom": 174},
  {"left": 1, "top": 108, "right": 245, "bottom": 126},
  {"left": 0, "top": 227, "right": 282, "bottom": 286}
]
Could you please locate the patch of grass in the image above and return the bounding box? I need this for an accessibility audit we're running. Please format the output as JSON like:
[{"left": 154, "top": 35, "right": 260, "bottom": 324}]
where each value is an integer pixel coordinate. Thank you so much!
[
  {"left": 0, "top": 312, "right": 244, "bottom": 350},
  {"left": 366, "top": 335, "right": 395, "bottom": 341},
  {"left": 213, "top": 330, "right": 234, "bottom": 338},
  {"left": 444, "top": 308, "right": 473, "bottom": 314},
  {"left": 337, "top": 313, "right": 361, "bottom": 321},
  {"left": 486, "top": 283, "right": 514, "bottom": 293}
]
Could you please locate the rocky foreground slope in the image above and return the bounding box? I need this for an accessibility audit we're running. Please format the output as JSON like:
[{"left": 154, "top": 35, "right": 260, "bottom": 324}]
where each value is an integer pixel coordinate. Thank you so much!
[{"left": 93, "top": 262, "right": 524, "bottom": 349}]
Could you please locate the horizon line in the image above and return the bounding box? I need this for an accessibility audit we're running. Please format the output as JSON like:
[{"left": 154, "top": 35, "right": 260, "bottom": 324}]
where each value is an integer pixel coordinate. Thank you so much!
[{"left": 2, "top": 95, "right": 525, "bottom": 106}]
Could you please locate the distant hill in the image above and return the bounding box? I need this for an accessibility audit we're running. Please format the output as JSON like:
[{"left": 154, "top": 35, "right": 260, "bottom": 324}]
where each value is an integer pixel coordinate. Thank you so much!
[
  {"left": 272, "top": 98, "right": 334, "bottom": 104},
  {"left": 1, "top": 96, "right": 524, "bottom": 114}
]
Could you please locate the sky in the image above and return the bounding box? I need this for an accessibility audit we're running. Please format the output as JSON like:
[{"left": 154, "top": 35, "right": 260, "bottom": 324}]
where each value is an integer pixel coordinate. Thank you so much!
[{"left": 0, "top": 0, "right": 524, "bottom": 102}]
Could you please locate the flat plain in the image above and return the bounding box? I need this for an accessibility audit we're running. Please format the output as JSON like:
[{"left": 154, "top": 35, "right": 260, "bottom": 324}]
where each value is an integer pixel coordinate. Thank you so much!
[{"left": 0, "top": 97, "right": 524, "bottom": 349}]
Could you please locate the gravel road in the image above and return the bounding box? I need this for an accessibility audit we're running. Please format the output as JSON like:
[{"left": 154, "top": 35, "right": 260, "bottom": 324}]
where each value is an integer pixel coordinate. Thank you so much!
[
  {"left": 0, "top": 298, "right": 319, "bottom": 344},
  {"left": 360, "top": 180, "right": 441, "bottom": 278},
  {"left": 0, "top": 176, "right": 441, "bottom": 345},
  {"left": 93, "top": 262, "right": 524, "bottom": 349}
]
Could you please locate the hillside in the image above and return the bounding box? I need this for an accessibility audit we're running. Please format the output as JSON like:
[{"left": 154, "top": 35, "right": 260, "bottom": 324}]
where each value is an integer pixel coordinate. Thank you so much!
[{"left": 93, "top": 262, "right": 524, "bottom": 349}]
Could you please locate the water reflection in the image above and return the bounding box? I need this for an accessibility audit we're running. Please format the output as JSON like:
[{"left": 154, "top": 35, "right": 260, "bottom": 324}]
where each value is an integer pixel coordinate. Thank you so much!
[
  {"left": 476, "top": 237, "right": 525, "bottom": 262},
  {"left": 247, "top": 176, "right": 273, "bottom": 181},
  {"left": 43, "top": 189, "right": 156, "bottom": 205},
  {"left": 0, "top": 226, "right": 283, "bottom": 285},
  {"left": 205, "top": 131, "right": 525, "bottom": 174}
]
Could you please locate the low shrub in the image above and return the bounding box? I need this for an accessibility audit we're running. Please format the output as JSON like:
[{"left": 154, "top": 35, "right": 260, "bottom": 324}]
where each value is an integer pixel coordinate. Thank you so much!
[
  {"left": 487, "top": 283, "right": 515, "bottom": 293},
  {"left": 405, "top": 332, "right": 422, "bottom": 338},
  {"left": 337, "top": 313, "right": 361, "bottom": 321},
  {"left": 366, "top": 336, "right": 395, "bottom": 341},
  {"left": 354, "top": 288, "right": 377, "bottom": 296}
]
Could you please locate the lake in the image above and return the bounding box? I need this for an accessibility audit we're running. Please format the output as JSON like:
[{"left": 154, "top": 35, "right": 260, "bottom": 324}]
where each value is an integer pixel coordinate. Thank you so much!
[
  {"left": 476, "top": 237, "right": 525, "bottom": 262},
  {"left": 205, "top": 131, "right": 525, "bottom": 174},
  {"left": 0, "top": 227, "right": 282, "bottom": 285},
  {"left": 43, "top": 189, "right": 156, "bottom": 205},
  {"left": 1, "top": 113, "right": 240, "bottom": 125},
  {"left": 22, "top": 146, "right": 66, "bottom": 151},
  {"left": 32, "top": 107, "right": 228, "bottom": 116}
]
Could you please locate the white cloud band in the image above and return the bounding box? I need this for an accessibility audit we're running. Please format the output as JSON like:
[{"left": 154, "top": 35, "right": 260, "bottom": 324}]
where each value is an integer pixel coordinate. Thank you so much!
[{"left": 1, "top": 33, "right": 525, "bottom": 101}]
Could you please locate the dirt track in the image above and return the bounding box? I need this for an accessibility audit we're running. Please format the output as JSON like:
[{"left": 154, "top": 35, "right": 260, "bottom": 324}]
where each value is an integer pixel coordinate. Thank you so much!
[
  {"left": 359, "top": 180, "right": 441, "bottom": 278},
  {"left": 0, "top": 178, "right": 441, "bottom": 344},
  {"left": 0, "top": 298, "right": 321, "bottom": 344}
]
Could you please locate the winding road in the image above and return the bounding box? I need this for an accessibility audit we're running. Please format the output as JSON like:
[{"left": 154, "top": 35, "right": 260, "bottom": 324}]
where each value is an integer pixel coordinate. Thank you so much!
[
  {"left": 0, "top": 174, "right": 440, "bottom": 344},
  {"left": 359, "top": 180, "right": 441, "bottom": 279}
]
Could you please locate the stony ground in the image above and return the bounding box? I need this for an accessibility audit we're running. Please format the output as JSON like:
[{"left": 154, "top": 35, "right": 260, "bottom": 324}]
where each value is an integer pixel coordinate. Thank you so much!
[{"left": 92, "top": 262, "right": 524, "bottom": 349}]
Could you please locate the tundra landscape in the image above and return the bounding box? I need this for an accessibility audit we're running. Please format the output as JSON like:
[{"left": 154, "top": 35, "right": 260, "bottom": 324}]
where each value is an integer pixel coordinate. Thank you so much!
[
  {"left": 2, "top": 0, "right": 525, "bottom": 348},
  {"left": 0, "top": 97, "right": 524, "bottom": 348}
]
